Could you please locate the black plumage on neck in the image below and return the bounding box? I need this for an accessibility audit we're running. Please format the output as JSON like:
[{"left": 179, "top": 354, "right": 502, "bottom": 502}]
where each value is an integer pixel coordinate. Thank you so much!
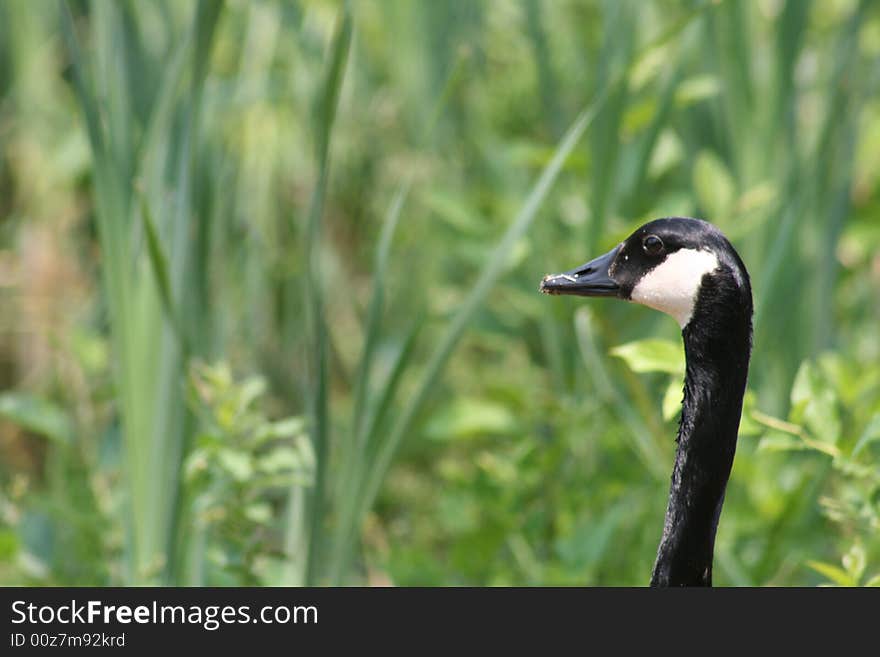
[
  {"left": 539, "top": 216, "right": 754, "bottom": 586},
  {"left": 650, "top": 266, "right": 753, "bottom": 587}
]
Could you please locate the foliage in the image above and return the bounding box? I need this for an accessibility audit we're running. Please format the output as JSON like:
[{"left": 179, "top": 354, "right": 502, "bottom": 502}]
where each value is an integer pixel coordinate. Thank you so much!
[
  {"left": 184, "top": 361, "right": 313, "bottom": 585},
  {"left": 0, "top": 0, "right": 879, "bottom": 586},
  {"left": 755, "top": 356, "right": 880, "bottom": 586},
  {"left": 615, "top": 342, "right": 880, "bottom": 586}
]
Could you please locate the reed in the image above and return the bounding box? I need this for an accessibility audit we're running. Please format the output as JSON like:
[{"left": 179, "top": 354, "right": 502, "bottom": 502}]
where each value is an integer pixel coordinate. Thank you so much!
[{"left": 0, "top": 0, "right": 876, "bottom": 586}]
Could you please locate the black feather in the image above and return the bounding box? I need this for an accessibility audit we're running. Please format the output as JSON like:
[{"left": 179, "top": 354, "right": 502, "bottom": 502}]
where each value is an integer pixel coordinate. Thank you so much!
[
  {"left": 651, "top": 256, "right": 752, "bottom": 586},
  {"left": 540, "top": 216, "right": 753, "bottom": 586}
]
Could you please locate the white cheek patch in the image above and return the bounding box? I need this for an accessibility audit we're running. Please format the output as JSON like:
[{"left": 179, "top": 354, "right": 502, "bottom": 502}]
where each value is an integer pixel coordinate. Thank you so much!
[{"left": 630, "top": 248, "right": 719, "bottom": 328}]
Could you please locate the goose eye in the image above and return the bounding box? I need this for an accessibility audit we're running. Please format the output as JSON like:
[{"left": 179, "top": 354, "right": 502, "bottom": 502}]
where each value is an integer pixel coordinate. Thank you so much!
[{"left": 643, "top": 235, "right": 663, "bottom": 255}]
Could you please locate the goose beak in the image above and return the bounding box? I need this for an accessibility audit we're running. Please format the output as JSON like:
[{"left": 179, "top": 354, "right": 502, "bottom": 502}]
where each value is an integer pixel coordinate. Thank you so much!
[{"left": 539, "top": 245, "right": 621, "bottom": 297}]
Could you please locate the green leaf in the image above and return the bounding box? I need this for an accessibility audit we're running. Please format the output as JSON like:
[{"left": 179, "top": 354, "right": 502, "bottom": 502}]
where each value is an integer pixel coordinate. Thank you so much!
[
  {"left": 137, "top": 194, "right": 182, "bottom": 343},
  {"left": 610, "top": 339, "right": 684, "bottom": 374},
  {"left": 425, "top": 399, "right": 517, "bottom": 441},
  {"left": 675, "top": 75, "right": 721, "bottom": 107},
  {"left": 237, "top": 377, "right": 268, "bottom": 414},
  {"left": 864, "top": 574, "right": 880, "bottom": 588},
  {"left": 244, "top": 504, "right": 272, "bottom": 525},
  {"left": 257, "top": 446, "right": 307, "bottom": 475},
  {"left": 662, "top": 379, "right": 682, "bottom": 421},
  {"left": 254, "top": 418, "right": 307, "bottom": 445},
  {"left": 217, "top": 450, "right": 253, "bottom": 482},
  {"left": 0, "top": 393, "right": 73, "bottom": 444},
  {"left": 806, "top": 560, "right": 855, "bottom": 587},
  {"left": 693, "top": 150, "right": 735, "bottom": 220},
  {"left": 299, "top": 4, "right": 354, "bottom": 585},
  {"left": 790, "top": 360, "right": 815, "bottom": 409},
  {"left": 737, "top": 392, "right": 763, "bottom": 436},
  {"left": 791, "top": 360, "right": 842, "bottom": 445},
  {"left": 183, "top": 451, "right": 209, "bottom": 482},
  {"left": 851, "top": 413, "right": 880, "bottom": 457},
  {"left": 842, "top": 544, "right": 866, "bottom": 582}
]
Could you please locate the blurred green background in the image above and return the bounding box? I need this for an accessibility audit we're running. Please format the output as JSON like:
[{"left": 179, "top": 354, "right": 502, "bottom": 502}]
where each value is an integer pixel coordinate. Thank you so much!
[{"left": 0, "top": 0, "right": 879, "bottom": 586}]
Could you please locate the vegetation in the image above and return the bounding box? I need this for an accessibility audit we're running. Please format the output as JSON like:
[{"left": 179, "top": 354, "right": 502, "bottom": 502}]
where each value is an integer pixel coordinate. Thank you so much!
[{"left": 0, "top": 0, "right": 878, "bottom": 586}]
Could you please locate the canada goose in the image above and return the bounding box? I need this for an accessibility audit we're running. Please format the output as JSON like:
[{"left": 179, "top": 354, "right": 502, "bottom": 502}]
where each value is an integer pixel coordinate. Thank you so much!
[{"left": 540, "top": 217, "right": 752, "bottom": 586}]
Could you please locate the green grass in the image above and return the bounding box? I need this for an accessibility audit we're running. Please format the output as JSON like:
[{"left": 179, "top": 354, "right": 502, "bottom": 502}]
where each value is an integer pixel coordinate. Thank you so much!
[{"left": 0, "top": 0, "right": 878, "bottom": 586}]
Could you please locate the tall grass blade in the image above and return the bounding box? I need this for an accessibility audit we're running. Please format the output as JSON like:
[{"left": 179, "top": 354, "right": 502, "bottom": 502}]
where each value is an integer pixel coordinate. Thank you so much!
[
  {"left": 137, "top": 194, "right": 185, "bottom": 347},
  {"left": 297, "top": 5, "right": 352, "bottom": 585},
  {"left": 356, "top": 95, "right": 606, "bottom": 562},
  {"left": 574, "top": 308, "right": 665, "bottom": 477}
]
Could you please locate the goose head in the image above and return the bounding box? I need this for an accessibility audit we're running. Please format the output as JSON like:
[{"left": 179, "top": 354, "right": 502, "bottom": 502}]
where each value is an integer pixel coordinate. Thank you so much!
[{"left": 540, "top": 217, "right": 751, "bottom": 330}]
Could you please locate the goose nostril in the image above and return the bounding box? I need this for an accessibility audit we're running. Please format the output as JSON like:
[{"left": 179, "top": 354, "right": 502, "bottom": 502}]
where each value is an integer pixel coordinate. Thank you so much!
[{"left": 573, "top": 267, "right": 593, "bottom": 278}]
